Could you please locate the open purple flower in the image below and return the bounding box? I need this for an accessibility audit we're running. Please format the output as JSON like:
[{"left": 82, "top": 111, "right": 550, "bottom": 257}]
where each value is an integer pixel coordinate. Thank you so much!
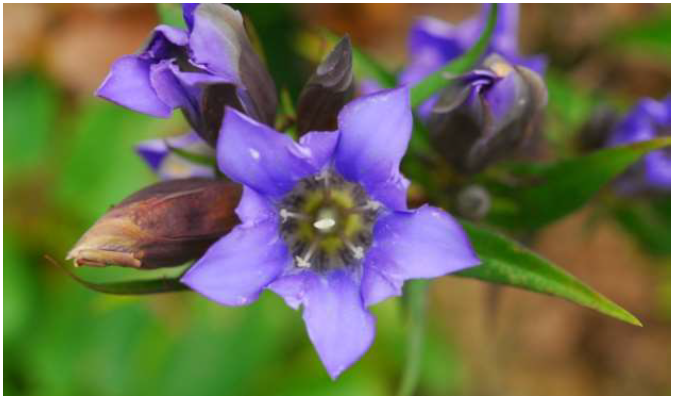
[
  {"left": 96, "top": 4, "right": 277, "bottom": 145},
  {"left": 609, "top": 95, "right": 671, "bottom": 194},
  {"left": 180, "top": 87, "right": 479, "bottom": 379},
  {"left": 136, "top": 131, "right": 215, "bottom": 180}
]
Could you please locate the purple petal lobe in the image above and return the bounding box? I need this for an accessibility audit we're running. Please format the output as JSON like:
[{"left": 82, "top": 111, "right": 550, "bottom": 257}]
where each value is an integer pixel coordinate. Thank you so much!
[
  {"left": 235, "top": 186, "right": 277, "bottom": 225},
  {"left": 181, "top": 219, "right": 289, "bottom": 306},
  {"left": 270, "top": 270, "right": 375, "bottom": 379},
  {"left": 96, "top": 55, "right": 172, "bottom": 117},
  {"left": 189, "top": 4, "right": 244, "bottom": 82},
  {"left": 182, "top": 4, "right": 198, "bottom": 31},
  {"left": 298, "top": 130, "right": 340, "bottom": 169},
  {"left": 362, "top": 205, "right": 479, "bottom": 307},
  {"left": 335, "top": 87, "right": 412, "bottom": 210},
  {"left": 217, "top": 108, "right": 328, "bottom": 197}
]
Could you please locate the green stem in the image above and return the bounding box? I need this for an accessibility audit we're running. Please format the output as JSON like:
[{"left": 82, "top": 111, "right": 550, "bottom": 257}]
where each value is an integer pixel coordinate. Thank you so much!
[
  {"left": 397, "top": 280, "right": 429, "bottom": 396},
  {"left": 409, "top": 4, "right": 498, "bottom": 108}
]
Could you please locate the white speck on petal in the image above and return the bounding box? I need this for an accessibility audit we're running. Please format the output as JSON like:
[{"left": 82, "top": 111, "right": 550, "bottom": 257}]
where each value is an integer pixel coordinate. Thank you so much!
[{"left": 249, "top": 148, "right": 260, "bottom": 160}]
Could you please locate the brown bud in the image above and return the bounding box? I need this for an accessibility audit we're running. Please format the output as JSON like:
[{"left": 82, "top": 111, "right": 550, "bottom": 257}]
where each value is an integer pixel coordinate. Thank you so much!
[{"left": 67, "top": 178, "right": 242, "bottom": 269}]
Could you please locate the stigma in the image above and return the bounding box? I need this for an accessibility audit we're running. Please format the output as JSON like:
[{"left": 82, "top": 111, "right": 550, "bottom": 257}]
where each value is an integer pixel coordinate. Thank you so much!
[{"left": 278, "top": 169, "right": 380, "bottom": 272}]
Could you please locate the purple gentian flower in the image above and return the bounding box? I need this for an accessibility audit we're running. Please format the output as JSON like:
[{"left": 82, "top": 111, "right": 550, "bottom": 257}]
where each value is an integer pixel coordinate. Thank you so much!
[
  {"left": 401, "top": 4, "right": 545, "bottom": 87},
  {"left": 96, "top": 4, "right": 277, "bottom": 145},
  {"left": 180, "top": 87, "right": 480, "bottom": 379},
  {"left": 136, "top": 131, "right": 215, "bottom": 180},
  {"left": 609, "top": 95, "right": 671, "bottom": 194}
]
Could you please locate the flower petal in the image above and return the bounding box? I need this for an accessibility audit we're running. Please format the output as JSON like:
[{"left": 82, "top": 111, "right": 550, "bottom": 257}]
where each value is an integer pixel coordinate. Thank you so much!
[
  {"left": 362, "top": 205, "right": 479, "bottom": 307},
  {"left": 181, "top": 219, "right": 289, "bottom": 306},
  {"left": 270, "top": 270, "right": 375, "bottom": 379},
  {"left": 335, "top": 87, "right": 412, "bottom": 210},
  {"left": 146, "top": 25, "right": 189, "bottom": 58},
  {"left": 217, "top": 108, "right": 329, "bottom": 197},
  {"left": 182, "top": 4, "right": 198, "bottom": 31},
  {"left": 235, "top": 186, "right": 278, "bottom": 225},
  {"left": 298, "top": 130, "right": 340, "bottom": 169},
  {"left": 188, "top": 4, "right": 242, "bottom": 82},
  {"left": 96, "top": 55, "right": 172, "bottom": 117}
]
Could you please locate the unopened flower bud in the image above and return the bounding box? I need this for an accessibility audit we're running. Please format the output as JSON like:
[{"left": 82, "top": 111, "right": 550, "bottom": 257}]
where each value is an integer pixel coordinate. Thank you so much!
[
  {"left": 67, "top": 178, "right": 242, "bottom": 269},
  {"left": 428, "top": 54, "right": 548, "bottom": 174},
  {"left": 296, "top": 35, "right": 354, "bottom": 136},
  {"left": 456, "top": 184, "right": 491, "bottom": 220}
]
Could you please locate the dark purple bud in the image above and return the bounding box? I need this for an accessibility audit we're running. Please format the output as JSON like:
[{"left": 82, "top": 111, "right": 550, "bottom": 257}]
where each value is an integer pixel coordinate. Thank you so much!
[
  {"left": 296, "top": 35, "right": 354, "bottom": 136},
  {"left": 67, "top": 178, "right": 242, "bottom": 269},
  {"left": 428, "top": 54, "right": 548, "bottom": 174}
]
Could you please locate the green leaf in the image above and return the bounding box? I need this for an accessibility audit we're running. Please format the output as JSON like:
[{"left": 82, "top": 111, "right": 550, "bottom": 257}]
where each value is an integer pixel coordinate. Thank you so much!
[
  {"left": 454, "top": 222, "right": 642, "bottom": 326},
  {"left": 409, "top": 4, "right": 498, "bottom": 108},
  {"left": 157, "top": 3, "right": 187, "bottom": 30},
  {"left": 486, "top": 137, "right": 672, "bottom": 230}
]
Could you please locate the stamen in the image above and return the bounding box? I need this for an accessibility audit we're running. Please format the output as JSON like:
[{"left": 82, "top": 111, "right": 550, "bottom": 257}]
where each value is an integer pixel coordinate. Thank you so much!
[
  {"left": 280, "top": 209, "right": 308, "bottom": 223},
  {"left": 342, "top": 236, "right": 365, "bottom": 260},
  {"left": 352, "top": 200, "right": 382, "bottom": 213},
  {"left": 295, "top": 240, "right": 319, "bottom": 269}
]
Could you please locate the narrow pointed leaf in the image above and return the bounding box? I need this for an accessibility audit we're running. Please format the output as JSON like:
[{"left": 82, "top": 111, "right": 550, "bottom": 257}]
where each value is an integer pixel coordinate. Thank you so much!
[
  {"left": 486, "top": 137, "right": 672, "bottom": 230},
  {"left": 453, "top": 222, "right": 642, "bottom": 326}
]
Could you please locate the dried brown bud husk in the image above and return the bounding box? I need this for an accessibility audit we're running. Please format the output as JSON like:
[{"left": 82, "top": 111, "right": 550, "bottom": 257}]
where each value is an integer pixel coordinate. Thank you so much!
[{"left": 67, "top": 178, "right": 242, "bottom": 269}]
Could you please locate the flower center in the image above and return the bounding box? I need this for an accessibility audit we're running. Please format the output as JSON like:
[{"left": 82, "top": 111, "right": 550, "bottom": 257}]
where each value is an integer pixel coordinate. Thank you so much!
[{"left": 278, "top": 170, "right": 381, "bottom": 272}]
